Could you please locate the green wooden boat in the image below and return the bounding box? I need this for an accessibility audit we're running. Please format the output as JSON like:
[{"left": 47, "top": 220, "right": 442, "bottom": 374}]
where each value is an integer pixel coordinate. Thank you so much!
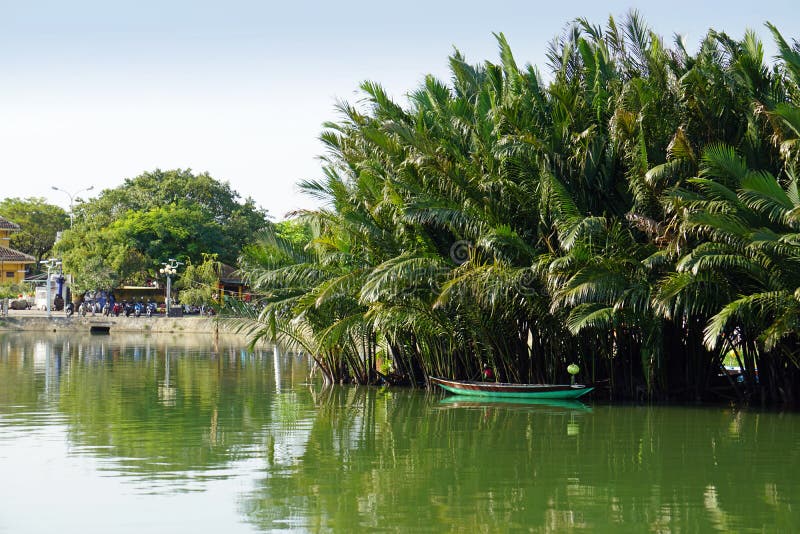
[{"left": 429, "top": 376, "right": 594, "bottom": 399}]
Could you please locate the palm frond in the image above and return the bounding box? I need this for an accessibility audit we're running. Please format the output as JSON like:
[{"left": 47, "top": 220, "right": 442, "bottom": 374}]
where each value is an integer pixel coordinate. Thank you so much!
[{"left": 566, "top": 303, "right": 615, "bottom": 334}]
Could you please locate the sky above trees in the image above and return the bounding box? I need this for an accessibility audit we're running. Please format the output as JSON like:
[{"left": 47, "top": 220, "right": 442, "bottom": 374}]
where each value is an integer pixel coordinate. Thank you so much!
[{"left": 0, "top": 0, "right": 796, "bottom": 219}]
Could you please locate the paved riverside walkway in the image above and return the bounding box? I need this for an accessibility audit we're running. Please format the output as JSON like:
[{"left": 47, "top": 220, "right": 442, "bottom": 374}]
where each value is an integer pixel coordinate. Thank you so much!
[{"left": 0, "top": 308, "right": 220, "bottom": 333}]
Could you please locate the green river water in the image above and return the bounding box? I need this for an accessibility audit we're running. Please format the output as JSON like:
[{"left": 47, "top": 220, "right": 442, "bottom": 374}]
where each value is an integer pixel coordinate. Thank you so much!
[{"left": 0, "top": 332, "right": 798, "bottom": 533}]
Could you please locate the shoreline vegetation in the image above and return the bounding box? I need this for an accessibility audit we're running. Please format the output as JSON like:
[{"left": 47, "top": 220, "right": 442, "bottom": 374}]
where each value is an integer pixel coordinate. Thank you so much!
[{"left": 223, "top": 12, "right": 800, "bottom": 406}]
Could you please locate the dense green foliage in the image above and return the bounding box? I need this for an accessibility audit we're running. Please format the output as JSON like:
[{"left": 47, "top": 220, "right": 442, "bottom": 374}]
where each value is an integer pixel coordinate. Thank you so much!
[
  {"left": 229, "top": 13, "right": 800, "bottom": 404},
  {"left": 0, "top": 197, "right": 69, "bottom": 265},
  {"left": 0, "top": 281, "right": 27, "bottom": 300},
  {"left": 54, "top": 169, "right": 268, "bottom": 292},
  {"left": 177, "top": 253, "right": 222, "bottom": 306}
]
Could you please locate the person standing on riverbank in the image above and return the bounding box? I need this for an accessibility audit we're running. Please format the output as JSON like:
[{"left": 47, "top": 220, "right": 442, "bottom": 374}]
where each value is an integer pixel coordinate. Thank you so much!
[{"left": 482, "top": 364, "right": 494, "bottom": 381}]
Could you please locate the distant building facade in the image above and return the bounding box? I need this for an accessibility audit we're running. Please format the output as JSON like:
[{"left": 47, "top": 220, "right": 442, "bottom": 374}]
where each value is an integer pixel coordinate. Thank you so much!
[{"left": 0, "top": 216, "right": 35, "bottom": 283}]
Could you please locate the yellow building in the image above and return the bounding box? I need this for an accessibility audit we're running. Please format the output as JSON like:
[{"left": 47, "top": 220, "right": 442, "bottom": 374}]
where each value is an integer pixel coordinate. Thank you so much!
[{"left": 0, "top": 216, "right": 35, "bottom": 283}]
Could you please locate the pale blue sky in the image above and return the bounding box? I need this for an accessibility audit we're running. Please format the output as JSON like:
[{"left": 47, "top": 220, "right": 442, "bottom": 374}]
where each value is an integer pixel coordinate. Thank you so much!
[{"left": 0, "top": 1, "right": 796, "bottom": 218}]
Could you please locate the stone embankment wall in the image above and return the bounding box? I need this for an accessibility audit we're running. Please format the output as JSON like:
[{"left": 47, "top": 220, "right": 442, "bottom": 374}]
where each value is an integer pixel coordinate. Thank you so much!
[{"left": 0, "top": 315, "right": 220, "bottom": 334}]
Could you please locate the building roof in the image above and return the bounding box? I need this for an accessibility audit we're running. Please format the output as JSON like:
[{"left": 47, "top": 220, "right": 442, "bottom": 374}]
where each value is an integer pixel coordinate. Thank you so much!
[
  {"left": 219, "top": 263, "right": 244, "bottom": 285},
  {"left": 0, "top": 216, "right": 21, "bottom": 231},
  {"left": 0, "top": 245, "right": 35, "bottom": 263}
]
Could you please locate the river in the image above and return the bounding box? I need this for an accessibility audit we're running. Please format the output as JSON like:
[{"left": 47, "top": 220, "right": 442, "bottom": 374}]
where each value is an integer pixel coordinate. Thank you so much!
[{"left": 0, "top": 332, "right": 797, "bottom": 532}]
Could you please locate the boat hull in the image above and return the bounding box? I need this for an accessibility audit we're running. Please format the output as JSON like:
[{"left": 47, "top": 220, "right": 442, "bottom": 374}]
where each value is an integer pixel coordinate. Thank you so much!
[{"left": 430, "top": 377, "right": 594, "bottom": 399}]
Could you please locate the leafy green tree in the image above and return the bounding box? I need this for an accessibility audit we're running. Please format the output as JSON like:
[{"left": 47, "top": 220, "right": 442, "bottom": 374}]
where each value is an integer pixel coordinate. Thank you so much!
[
  {"left": 0, "top": 197, "right": 69, "bottom": 266},
  {"left": 55, "top": 169, "right": 268, "bottom": 286},
  {"left": 225, "top": 13, "right": 800, "bottom": 404},
  {"left": 0, "top": 282, "right": 27, "bottom": 300},
  {"left": 68, "top": 256, "right": 118, "bottom": 295},
  {"left": 274, "top": 220, "right": 313, "bottom": 250},
  {"left": 655, "top": 145, "right": 800, "bottom": 402},
  {"left": 177, "top": 253, "right": 222, "bottom": 307}
]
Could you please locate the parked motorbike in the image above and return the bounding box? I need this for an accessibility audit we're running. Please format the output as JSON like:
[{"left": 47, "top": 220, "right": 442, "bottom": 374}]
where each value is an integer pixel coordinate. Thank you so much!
[{"left": 65, "top": 302, "right": 74, "bottom": 317}]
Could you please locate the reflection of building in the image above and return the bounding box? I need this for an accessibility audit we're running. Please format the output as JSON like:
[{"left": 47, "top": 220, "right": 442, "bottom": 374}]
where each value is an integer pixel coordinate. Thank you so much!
[{"left": 0, "top": 216, "right": 36, "bottom": 283}]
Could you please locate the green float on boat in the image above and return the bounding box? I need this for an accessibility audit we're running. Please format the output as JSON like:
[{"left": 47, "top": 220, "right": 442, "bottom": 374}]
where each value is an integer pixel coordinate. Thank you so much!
[{"left": 429, "top": 376, "right": 594, "bottom": 399}]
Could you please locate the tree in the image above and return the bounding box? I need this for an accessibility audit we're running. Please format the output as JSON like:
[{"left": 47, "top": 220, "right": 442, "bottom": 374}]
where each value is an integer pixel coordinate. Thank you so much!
[
  {"left": 225, "top": 13, "right": 800, "bottom": 404},
  {"left": 177, "top": 253, "right": 222, "bottom": 307},
  {"left": 656, "top": 145, "right": 800, "bottom": 403},
  {"left": 55, "top": 169, "right": 269, "bottom": 286},
  {"left": 0, "top": 197, "right": 69, "bottom": 266},
  {"left": 0, "top": 281, "right": 27, "bottom": 300},
  {"left": 68, "top": 256, "right": 118, "bottom": 295}
]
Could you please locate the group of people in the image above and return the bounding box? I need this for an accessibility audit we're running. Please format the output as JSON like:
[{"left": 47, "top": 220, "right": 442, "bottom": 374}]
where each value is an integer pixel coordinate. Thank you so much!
[{"left": 65, "top": 296, "right": 158, "bottom": 317}]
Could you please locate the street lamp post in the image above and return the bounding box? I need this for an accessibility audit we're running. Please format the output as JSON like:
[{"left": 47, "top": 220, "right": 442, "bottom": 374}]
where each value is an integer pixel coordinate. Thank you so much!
[
  {"left": 159, "top": 259, "right": 183, "bottom": 317},
  {"left": 40, "top": 258, "right": 61, "bottom": 318},
  {"left": 51, "top": 185, "right": 94, "bottom": 227}
]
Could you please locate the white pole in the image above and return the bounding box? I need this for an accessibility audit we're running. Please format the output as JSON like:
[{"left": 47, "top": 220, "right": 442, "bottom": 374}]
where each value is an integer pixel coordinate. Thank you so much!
[
  {"left": 46, "top": 268, "right": 52, "bottom": 318},
  {"left": 52, "top": 185, "right": 93, "bottom": 228},
  {"left": 166, "top": 274, "right": 171, "bottom": 317},
  {"left": 40, "top": 258, "right": 61, "bottom": 319},
  {"left": 160, "top": 259, "right": 181, "bottom": 318}
]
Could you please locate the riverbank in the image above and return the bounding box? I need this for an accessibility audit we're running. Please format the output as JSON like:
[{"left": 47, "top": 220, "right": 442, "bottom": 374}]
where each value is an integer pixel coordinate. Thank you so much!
[{"left": 0, "top": 309, "right": 219, "bottom": 334}]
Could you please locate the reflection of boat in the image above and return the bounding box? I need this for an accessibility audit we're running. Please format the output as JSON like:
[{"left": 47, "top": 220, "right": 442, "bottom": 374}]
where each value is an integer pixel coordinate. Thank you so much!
[
  {"left": 438, "top": 395, "right": 591, "bottom": 411},
  {"left": 429, "top": 377, "right": 594, "bottom": 399}
]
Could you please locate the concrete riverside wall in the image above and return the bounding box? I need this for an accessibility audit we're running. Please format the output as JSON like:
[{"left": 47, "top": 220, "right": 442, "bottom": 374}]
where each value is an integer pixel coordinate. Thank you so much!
[{"left": 0, "top": 315, "right": 220, "bottom": 334}]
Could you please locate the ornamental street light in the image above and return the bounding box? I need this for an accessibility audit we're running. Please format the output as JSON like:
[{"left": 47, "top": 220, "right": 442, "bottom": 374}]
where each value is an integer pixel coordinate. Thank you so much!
[
  {"left": 159, "top": 258, "right": 183, "bottom": 317},
  {"left": 40, "top": 258, "right": 61, "bottom": 318},
  {"left": 51, "top": 185, "right": 94, "bottom": 227}
]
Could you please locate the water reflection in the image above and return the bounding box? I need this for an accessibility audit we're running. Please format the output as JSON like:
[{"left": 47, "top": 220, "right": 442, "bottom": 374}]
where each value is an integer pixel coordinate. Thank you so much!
[
  {"left": 242, "top": 389, "right": 800, "bottom": 532},
  {"left": 1, "top": 332, "right": 799, "bottom": 532},
  {"left": 437, "top": 395, "right": 592, "bottom": 412},
  {"left": 0, "top": 332, "right": 303, "bottom": 493}
]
